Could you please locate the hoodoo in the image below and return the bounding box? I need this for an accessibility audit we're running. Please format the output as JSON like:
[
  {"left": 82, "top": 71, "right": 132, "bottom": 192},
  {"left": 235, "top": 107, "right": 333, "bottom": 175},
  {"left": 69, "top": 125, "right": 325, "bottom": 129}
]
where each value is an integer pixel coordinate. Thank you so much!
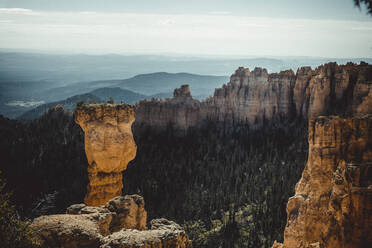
[
  {"left": 273, "top": 115, "right": 372, "bottom": 248},
  {"left": 74, "top": 103, "right": 137, "bottom": 206},
  {"left": 30, "top": 103, "right": 192, "bottom": 248}
]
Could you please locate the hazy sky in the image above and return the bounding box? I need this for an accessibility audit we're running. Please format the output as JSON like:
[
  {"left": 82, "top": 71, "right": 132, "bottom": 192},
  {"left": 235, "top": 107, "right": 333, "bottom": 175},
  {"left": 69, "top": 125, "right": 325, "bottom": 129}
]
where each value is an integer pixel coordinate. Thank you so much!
[{"left": 0, "top": 0, "right": 371, "bottom": 57}]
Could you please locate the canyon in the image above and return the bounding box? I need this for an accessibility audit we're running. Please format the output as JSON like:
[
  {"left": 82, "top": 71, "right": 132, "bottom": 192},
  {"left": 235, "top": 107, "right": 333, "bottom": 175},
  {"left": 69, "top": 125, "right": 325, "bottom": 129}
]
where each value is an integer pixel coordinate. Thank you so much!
[
  {"left": 1, "top": 61, "right": 370, "bottom": 248},
  {"left": 135, "top": 62, "right": 372, "bottom": 130},
  {"left": 134, "top": 62, "right": 372, "bottom": 247},
  {"left": 273, "top": 115, "right": 372, "bottom": 248}
]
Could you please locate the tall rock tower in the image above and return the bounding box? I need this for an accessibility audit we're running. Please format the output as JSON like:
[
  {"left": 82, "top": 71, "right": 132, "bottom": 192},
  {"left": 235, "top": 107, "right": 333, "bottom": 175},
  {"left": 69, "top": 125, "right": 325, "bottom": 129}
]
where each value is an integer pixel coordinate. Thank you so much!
[{"left": 74, "top": 103, "right": 137, "bottom": 206}]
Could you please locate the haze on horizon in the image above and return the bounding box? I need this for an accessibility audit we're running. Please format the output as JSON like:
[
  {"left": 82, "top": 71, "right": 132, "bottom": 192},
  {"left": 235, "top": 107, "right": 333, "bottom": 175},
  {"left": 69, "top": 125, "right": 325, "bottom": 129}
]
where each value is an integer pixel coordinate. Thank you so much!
[{"left": 0, "top": 0, "right": 371, "bottom": 58}]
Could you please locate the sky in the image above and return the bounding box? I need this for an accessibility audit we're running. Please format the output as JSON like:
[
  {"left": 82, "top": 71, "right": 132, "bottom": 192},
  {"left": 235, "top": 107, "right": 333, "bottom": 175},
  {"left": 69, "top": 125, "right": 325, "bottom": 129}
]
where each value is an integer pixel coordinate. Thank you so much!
[{"left": 0, "top": 0, "right": 371, "bottom": 57}]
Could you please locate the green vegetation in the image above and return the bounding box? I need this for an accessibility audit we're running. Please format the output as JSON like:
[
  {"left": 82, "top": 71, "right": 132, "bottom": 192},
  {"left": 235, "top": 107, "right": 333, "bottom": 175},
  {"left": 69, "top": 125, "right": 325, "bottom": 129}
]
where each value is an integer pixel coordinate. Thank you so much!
[
  {"left": 0, "top": 108, "right": 308, "bottom": 247},
  {"left": 0, "top": 110, "right": 88, "bottom": 217},
  {"left": 354, "top": 0, "right": 372, "bottom": 15},
  {"left": 124, "top": 120, "right": 308, "bottom": 247},
  {"left": 107, "top": 96, "right": 115, "bottom": 104},
  {"left": 0, "top": 173, "right": 40, "bottom": 248},
  {"left": 76, "top": 99, "right": 85, "bottom": 107}
]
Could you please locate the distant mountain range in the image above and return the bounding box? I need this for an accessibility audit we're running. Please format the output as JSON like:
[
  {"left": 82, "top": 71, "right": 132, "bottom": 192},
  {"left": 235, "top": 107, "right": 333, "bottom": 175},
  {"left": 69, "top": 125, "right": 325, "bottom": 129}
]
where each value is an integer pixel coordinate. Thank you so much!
[
  {"left": 116, "top": 72, "right": 227, "bottom": 96},
  {"left": 2, "top": 52, "right": 371, "bottom": 84},
  {"left": 15, "top": 72, "right": 230, "bottom": 119},
  {"left": 38, "top": 72, "right": 228, "bottom": 103},
  {"left": 18, "top": 93, "right": 102, "bottom": 119},
  {"left": 19, "top": 88, "right": 148, "bottom": 119},
  {"left": 1, "top": 51, "right": 371, "bottom": 119},
  {"left": 1, "top": 72, "right": 228, "bottom": 119}
]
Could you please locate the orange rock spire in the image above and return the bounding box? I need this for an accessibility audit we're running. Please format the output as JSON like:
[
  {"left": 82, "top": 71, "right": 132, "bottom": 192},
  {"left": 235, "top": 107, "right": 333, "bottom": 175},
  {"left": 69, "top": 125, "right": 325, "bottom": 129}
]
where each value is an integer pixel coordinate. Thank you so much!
[{"left": 74, "top": 103, "right": 137, "bottom": 206}]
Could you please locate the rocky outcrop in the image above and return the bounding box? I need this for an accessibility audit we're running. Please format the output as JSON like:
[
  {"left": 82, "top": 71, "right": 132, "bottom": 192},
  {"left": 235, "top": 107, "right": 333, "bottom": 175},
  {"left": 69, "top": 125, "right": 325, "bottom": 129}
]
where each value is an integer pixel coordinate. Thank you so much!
[
  {"left": 135, "top": 85, "right": 201, "bottom": 131},
  {"left": 101, "top": 219, "right": 192, "bottom": 248},
  {"left": 135, "top": 62, "right": 372, "bottom": 130},
  {"left": 31, "top": 195, "right": 192, "bottom": 248},
  {"left": 274, "top": 115, "right": 372, "bottom": 248},
  {"left": 74, "top": 104, "right": 137, "bottom": 206},
  {"left": 203, "top": 67, "right": 296, "bottom": 126},
  {"left": 293, "top": 62, "right": 372, "bottom": 119}
]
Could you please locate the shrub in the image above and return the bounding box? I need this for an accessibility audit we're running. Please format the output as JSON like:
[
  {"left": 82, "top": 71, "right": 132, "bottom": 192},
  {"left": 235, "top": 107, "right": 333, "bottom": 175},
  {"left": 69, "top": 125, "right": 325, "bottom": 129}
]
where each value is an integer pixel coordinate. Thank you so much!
[{"left": 0, "top": 174, "right": 40, "bottom": 248}]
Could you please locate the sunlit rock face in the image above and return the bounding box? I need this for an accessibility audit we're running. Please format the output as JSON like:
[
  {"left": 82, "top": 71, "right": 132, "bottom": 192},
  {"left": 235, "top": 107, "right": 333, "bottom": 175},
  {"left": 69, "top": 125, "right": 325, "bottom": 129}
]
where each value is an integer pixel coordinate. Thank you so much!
[
  {"left": 274, "top": 115, "right": 372, "bottom": 248},
  {"left": 293, "top": 62, "right": 372, "bottom": 119},
  {"left": 74, "top": 104, "right": 137, "bottom": 206},
  {"left": 135, "top": 62, "right": 372, "bottom": 131},
  {"left": 202, "top": 67, "right": 296, "bottom": 126},
  {"left": 31, "top": 195, "right": 192, "bottom": 248}
]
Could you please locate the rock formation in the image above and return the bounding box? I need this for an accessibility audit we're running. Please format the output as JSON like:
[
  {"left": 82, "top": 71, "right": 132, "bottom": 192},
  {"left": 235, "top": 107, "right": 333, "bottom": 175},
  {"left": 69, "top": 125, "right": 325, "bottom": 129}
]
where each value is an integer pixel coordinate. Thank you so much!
[
  {"left": 101, "top": 219, "right": 191, "bottom": 248},
  {"left": 135, "top": 85, "right": 201, "bottom": 131},
  {"left": 293, "top": 62, "right": 372, "bottom": 119},
  {"left": 74, "top": 104, "right": 137, "bottom": 206},
  {"left": 203, "top": 67, "right": 296, "bottom": 126},
  {"left": 273, "top": 115, "right": 372, "bottom": 248},
  {"left": 135, "top": 62, "right": 372, "bottom": 130},
  {"left": 31, "top": 195, "right": 192, "bottom": 248}
]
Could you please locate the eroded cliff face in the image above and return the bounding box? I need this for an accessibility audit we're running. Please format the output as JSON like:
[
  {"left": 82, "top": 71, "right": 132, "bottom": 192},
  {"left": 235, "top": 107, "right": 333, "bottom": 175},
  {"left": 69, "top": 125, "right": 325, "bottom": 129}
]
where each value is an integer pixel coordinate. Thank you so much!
[
  {"left": 203, "top": 67, "right": 296, "bottom": 125},
  {"left": 74, "top": 104, "right": 137, "bottom": 206},
  {"left": 31, "top": 195, "right": 192, "bottom": 248},
  {"left": 135, "top": 62, "right": 372, "bottom": 130},
  {"left": 294, "top": 62, "right": 372, "bottom": 119},
  {"left": 135, "top": 85, "right": 201, "bottom": 131},
  {"left": 274, "top": 115, "right": 372, "bottom": 248}
]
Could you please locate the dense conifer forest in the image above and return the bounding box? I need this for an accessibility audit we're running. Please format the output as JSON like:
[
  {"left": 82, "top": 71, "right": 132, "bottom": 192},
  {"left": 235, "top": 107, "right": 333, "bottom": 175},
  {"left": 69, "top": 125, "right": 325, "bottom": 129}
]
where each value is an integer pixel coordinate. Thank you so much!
[
  {"left": 0, "top": 108, "right": 308, "bottom": 247},
  {"left": 0, "top": 107, "right": 88, "bottom": 216},
  {"left": 126, "top": 120, "right": 308, "bottom": 247}
]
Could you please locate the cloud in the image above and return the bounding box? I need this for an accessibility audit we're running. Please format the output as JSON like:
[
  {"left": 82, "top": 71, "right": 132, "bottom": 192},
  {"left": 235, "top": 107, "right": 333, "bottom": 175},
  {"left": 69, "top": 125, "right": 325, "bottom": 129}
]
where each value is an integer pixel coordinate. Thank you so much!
[
  {"left": 0, "top": 10, "right": 371, "bottom": 57},
  {"left": 351, "top": 26, "right": 372, "bottom": 31},
  {"left": 0, "top": 8, "right": 34, "bottom": 14},
  {"left": 79, "top": 11, "right": 98, "bottom": 15},
  {"left": 207, "top": 11, "right": 231, "bottom": 15}
]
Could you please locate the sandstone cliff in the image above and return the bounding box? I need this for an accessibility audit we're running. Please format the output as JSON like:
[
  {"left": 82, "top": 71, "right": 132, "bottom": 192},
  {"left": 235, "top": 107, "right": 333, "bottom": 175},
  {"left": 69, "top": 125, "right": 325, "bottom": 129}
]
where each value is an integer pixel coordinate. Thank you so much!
[
  {"left": 74, "top": 104, "right": 137, "bottom": 206},
  {"left": 31, "top": 195, "right": 192, "bottom": 248},
  {"left": 273, "top": 115, "right": 372, "bottom": 248},
  {"left": 135, "top": 85, "right": 201, "bottom": 131},
  {"left": 135, "top": 62, "right": 372, "bottom": 130},
  {"left": 203, "top": 67, "right": 296, "bottom": 126},
  {"left": 293, "top": 62, "right": 372, "bottom": 119}
]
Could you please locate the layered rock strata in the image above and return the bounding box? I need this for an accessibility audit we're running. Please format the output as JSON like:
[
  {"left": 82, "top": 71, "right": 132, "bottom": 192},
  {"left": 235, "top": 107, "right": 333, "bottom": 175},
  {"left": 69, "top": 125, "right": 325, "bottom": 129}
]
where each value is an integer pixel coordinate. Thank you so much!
[
  {"left": 274, "top": 115, "right": 372, "bottom": 248},
  {"left": 135, "top": 62, "right": 372, "bottom": 130},
  {"left": 74, "top": 104, "right": 137, "bottom": 206},
  {"left": 31, "top": 195, "right": 192, "bottom": 248}
]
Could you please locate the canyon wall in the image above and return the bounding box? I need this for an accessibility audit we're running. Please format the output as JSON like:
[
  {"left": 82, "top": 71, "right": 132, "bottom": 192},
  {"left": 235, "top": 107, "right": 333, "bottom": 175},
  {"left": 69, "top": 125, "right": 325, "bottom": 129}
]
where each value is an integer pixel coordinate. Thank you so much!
[
  {"left": 135, "top": 62, "right": 372, "bottom": 130},
  {"left": 273, "top": 115, "right": 372, "bottom": 248},
  {"left": 202, "top": 67, "right": 296, "bottom": 125},
  {"left": 75, "top": 104, "right": 137, "bottom": 206}
]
